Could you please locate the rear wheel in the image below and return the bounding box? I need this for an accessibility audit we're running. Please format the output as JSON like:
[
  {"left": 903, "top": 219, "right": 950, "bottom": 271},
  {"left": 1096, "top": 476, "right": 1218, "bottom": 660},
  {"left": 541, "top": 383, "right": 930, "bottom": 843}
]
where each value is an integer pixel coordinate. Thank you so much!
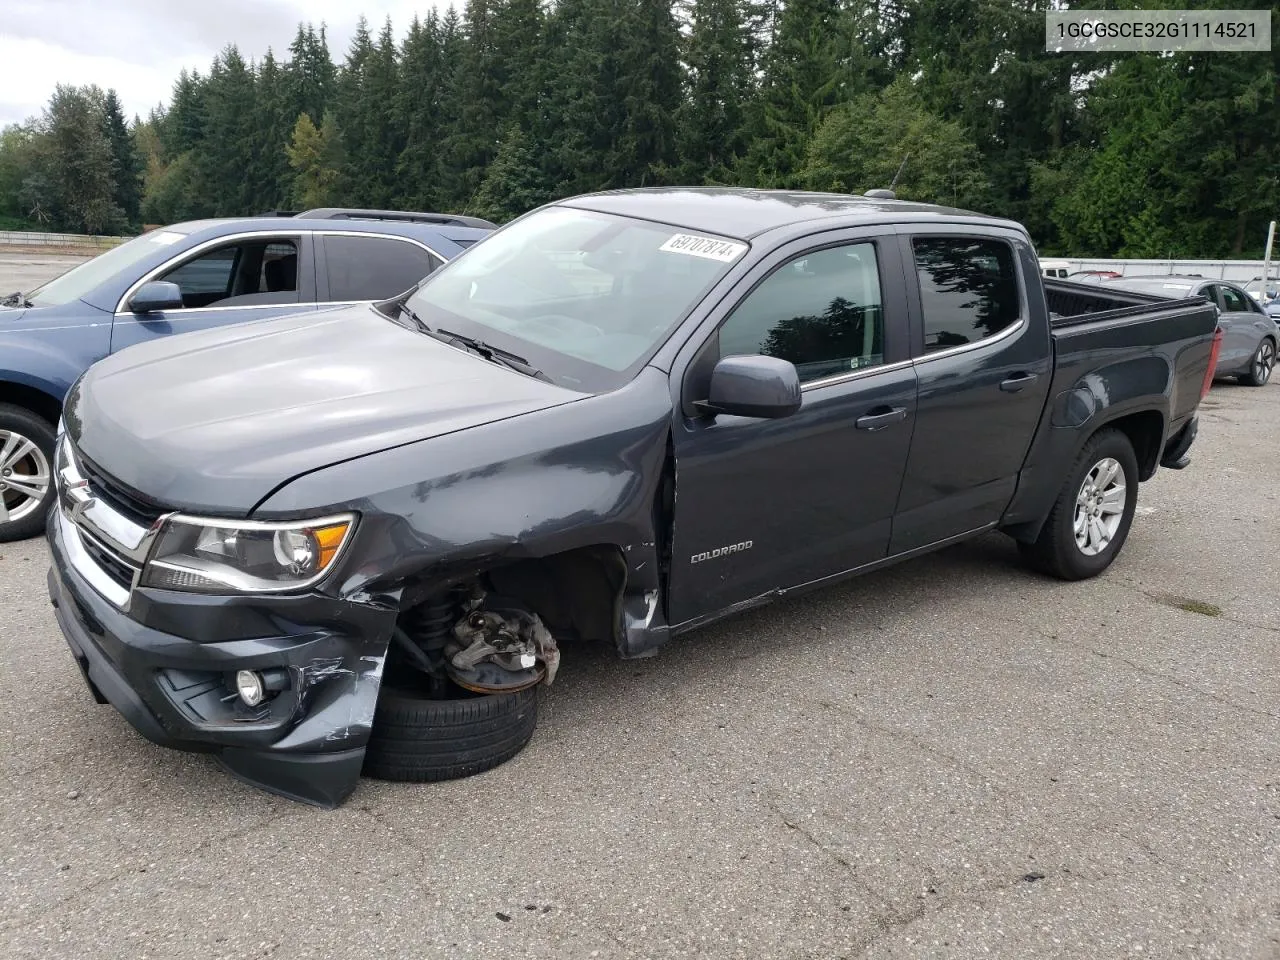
[
  {"left": 1240, "top": 338, "right": 1275, "bottom": 387},
  {"left": 0, "top": 404, "right": 56, "bottom": 543},
  {"left": 1018, "top": 428, "right": 1139, "bottom": 581}
]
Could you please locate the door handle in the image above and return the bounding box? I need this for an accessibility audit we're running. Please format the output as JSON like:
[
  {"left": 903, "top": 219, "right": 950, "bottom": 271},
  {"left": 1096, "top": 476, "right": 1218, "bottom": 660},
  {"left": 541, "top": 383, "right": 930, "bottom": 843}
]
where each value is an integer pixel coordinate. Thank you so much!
[
  {"left": 1000, "top": 372, "right": 1040, "bottom": 393},
  {"left": 855, "top": 406, "right": 908, "bottom": 431}
]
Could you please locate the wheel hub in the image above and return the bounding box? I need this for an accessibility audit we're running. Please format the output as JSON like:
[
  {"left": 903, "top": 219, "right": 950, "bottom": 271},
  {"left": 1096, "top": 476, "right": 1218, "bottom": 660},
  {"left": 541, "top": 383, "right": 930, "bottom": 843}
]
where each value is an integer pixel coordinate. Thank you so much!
[{"left": 1074, "top": 457, "right": 1126, "bottom": 557}]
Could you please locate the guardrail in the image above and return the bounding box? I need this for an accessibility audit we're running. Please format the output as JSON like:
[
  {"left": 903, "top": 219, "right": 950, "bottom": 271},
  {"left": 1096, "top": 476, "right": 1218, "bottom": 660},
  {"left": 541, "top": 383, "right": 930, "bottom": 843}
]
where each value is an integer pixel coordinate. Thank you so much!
[
  {"left": 0, "top": 230, "right": 127, "bottom": 251},
  {"left": 1041, "top": 257, "right": 1278, "bottom": 284}
]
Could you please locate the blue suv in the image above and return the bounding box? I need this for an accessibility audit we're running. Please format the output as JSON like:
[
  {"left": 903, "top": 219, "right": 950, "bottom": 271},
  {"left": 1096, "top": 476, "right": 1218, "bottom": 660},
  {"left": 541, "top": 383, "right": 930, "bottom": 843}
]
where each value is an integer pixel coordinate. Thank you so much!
[{"left": 0, "top": 207, "right": 493, "bottom": 541}]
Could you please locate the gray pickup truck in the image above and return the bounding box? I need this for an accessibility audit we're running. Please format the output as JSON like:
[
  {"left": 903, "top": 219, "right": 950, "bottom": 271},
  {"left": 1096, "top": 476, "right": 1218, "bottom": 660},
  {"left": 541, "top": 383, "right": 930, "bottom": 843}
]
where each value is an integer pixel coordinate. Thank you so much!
[{"left": 46, "top": 188, "right": 1220, "bottom": 807}]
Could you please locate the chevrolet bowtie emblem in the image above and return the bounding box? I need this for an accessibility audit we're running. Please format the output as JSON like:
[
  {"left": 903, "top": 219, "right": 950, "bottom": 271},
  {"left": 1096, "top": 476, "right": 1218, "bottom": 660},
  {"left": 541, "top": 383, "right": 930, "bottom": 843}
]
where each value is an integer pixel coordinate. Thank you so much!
[{"left": 64, "top": 478, "right": 96, "bottom": 521}]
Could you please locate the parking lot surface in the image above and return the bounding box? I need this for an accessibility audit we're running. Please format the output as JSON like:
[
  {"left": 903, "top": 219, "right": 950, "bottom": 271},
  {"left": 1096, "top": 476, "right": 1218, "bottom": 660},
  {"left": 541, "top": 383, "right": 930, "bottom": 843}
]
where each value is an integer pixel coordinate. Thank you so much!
[{"left": 0, "top": 252, "right": 1277, "bottom": 958}]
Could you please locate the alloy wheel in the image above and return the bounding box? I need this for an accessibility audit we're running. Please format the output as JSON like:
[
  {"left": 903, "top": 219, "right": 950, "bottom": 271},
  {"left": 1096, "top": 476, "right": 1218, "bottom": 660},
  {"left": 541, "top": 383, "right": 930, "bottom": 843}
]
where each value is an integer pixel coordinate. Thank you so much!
[
  {"left": 0, "top": 429, "right": 52, "bottom": 525},
  {"left": 1254, "top": 340, "right": 1275, "bottom": 384},
  {"left": 1074, "top": 457, "right": 1126, "bottom": 557}
]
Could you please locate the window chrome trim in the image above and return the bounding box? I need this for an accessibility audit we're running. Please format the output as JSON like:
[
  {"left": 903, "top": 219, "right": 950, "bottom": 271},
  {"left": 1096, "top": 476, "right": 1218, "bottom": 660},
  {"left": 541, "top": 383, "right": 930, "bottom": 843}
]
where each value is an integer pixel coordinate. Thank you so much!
[
  {"left": 910, "top": 313, "right": 1027, "bottom": 365},
  {"left": 113, "top": 229, "right": 446, "bottom": 315},
  {"left": 799, "top": 358, "right": 914, "bottom": 392}
]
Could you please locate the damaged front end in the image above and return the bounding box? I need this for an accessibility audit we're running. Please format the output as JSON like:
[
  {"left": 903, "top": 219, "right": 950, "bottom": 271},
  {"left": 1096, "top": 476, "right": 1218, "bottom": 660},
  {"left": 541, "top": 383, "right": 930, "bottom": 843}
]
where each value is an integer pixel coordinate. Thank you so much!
[{"left": 388, "top": 581, "right": 561, "bottom": 695}]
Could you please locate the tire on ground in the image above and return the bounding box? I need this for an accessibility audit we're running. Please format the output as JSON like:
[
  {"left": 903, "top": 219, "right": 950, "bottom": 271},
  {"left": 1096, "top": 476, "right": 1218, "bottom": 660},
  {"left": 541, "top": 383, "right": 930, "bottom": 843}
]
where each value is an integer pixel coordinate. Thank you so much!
[
  {"left": 0, "top": 403, "right": 57, "bottom": 543},
  {"left": 362, "top": 683, "right": 538, "bottom": 783},
  {"left": 1239, "top": 337, "right": 1275, "bottom": 387},
  {"left": 1018, "top": 427, "right": 1139, "bottom": 581}
]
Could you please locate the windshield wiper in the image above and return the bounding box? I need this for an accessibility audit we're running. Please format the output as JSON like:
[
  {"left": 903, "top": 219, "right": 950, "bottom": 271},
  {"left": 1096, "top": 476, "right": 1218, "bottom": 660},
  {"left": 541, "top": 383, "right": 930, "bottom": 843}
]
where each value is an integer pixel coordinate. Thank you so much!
[
  {"left": 398, "top": 300, "right": 431, "bottom": 334},
  {"left": 433, "top": 327, "right": 552, "bottom": 382},
  {"left": 2, "top": 291, "right": 32, "bottom": 308}
]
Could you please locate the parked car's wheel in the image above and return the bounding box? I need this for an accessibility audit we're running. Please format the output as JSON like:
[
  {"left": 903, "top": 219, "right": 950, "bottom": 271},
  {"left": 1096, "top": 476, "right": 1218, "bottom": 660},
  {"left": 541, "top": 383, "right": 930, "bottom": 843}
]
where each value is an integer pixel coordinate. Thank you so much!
[
  {"left": 0, "top": 404, "right": 57, "bottom": 543},
  {"left": 363, "top": 681, "right": 538, "bottom": 783},
  {"left": 1240, "top": 337, "right": 1275, "bottom": 387},
  {"left": 1018, "top": 428, "right": 1138, "bottom": 581}
]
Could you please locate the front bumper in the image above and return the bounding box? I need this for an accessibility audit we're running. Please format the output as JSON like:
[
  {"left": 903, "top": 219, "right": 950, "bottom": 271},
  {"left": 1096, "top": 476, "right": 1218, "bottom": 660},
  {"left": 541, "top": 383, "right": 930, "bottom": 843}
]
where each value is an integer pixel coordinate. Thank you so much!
[{"left": 46, "top": 505, "right": 395, "bottom": 807}]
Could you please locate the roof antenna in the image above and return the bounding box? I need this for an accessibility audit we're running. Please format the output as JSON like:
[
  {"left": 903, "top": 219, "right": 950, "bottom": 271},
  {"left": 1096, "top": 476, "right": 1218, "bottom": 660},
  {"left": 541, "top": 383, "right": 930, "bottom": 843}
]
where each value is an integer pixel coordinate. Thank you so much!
[
  {"left": 865, "top": 154, "right": 910, "bottom": 201},
  {"left": 889, "top": 153, "right": 910, "bottom": 189}
]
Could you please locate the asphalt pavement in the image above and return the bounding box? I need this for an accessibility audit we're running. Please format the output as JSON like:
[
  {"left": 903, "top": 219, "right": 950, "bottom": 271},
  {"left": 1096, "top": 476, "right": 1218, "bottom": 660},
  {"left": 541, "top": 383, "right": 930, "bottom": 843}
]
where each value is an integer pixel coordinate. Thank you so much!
[{"left": 0, "top": 253, "right": 1276, "bottom": 958}]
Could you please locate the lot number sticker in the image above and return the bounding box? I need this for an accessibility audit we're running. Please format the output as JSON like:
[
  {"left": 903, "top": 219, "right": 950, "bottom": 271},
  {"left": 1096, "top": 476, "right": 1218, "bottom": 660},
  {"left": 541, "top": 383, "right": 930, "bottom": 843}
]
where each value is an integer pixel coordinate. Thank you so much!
[{"left": 660, "top": 233, "right": 747, "bottom": 263}]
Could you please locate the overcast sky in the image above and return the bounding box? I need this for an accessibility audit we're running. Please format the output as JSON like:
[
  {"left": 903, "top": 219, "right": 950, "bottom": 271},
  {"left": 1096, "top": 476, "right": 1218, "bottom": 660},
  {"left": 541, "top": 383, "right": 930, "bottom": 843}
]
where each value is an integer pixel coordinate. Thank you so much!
[{"left": 0, "top": 0, "right": 450, "bottom": 128}]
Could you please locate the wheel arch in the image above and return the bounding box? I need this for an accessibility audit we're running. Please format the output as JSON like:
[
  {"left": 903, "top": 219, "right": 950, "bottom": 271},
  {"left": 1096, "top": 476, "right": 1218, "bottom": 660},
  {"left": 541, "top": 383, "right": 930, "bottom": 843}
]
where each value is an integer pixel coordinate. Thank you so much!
[{"left": 0, "top": 379, "right": 64, "bottom": 426}]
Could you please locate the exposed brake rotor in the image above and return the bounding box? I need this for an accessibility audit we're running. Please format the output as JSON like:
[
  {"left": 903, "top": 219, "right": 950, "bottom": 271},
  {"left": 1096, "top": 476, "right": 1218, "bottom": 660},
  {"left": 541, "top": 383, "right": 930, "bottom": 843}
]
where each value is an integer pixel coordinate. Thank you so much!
[{"left": 442, "top": 591, "right": 561, "bottom": 695}]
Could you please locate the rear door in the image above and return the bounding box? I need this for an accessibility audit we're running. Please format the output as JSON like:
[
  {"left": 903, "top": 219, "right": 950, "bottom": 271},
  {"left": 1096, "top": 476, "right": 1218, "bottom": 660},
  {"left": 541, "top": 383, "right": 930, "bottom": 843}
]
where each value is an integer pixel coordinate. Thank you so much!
[
  {"left": 111, "top": 233, "right": 317, "bottom": 353},
  {"left": 666, "top": 231, "right": 917, "bottom": 626},
  {"left": 888, "top": 229, "right": 1052, "bottom": 554},
  {"left": 316, "top": 234, "right": 444, "bottom": 305}
]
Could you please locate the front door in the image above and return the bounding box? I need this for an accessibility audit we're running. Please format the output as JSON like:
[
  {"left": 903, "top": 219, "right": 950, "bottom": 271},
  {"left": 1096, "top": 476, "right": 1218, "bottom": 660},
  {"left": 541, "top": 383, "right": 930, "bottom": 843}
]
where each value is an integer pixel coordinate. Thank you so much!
[
  {"left": 667, "top": 234, "right": 918, "bottom": 627},
  {"left": 111, "top": 235, "right": 317, "bottom": 353}
]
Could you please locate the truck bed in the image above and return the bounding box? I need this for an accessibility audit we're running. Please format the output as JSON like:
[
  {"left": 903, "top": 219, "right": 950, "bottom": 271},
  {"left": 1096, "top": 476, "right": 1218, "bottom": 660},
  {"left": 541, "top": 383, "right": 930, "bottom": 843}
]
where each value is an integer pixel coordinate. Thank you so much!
[{"left": 1043, "top": 277, "right": 1206, "bottom": 328}]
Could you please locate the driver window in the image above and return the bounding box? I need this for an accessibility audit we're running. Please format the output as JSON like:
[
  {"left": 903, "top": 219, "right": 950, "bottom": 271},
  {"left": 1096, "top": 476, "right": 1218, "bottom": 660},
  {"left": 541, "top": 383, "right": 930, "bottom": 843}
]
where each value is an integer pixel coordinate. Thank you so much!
[
  {"left": 158, "top": 238, "right": 299, "bottom": 308},
  {"left": 717, "top": 242, "right": 884, "bottom": 383}
]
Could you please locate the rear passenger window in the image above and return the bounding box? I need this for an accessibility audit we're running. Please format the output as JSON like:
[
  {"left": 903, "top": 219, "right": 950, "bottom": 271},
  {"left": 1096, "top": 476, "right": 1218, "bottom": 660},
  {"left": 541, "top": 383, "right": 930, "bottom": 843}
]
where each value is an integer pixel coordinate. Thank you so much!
[
  {"left": 913, "top": 238, "right": 1021, "bottom": 353},
  {"left": 1219, "top": 285, "right": 1249, "bottom": 313},
  {"left": 325, "top": 236, "right": 441, "bottom": 301},
  {"left": 717, "top": 242, "right": 884, "bottom": 384}
]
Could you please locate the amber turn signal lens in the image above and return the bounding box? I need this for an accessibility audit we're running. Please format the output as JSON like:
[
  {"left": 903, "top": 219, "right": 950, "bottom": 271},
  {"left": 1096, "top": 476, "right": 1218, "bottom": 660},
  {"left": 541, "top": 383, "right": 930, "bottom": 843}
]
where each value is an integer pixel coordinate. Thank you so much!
[{"left": 312, "top": 522, "right": 350, "bottom": 570}]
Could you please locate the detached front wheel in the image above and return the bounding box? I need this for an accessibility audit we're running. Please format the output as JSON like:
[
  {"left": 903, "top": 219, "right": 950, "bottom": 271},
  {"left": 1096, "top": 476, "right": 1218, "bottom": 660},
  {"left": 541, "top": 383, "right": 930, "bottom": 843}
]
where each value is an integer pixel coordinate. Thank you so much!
[{"left": 1019, "top": 428, "right": 1139, "bottom": 581}]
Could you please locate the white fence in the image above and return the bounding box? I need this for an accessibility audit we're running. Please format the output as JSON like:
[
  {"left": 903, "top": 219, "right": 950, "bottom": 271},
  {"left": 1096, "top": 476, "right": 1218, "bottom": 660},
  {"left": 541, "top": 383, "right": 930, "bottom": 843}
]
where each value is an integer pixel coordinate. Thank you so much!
[
  {"left": 1042, "top": 257, "right": 1277, "bottom": 284},
  {"left": 0, "top": 230, "right": 126, "bottom": 251}
]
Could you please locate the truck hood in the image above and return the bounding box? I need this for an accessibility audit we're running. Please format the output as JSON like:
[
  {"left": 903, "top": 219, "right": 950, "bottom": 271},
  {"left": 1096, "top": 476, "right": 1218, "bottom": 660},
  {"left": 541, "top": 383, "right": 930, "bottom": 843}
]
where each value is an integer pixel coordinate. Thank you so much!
[{"left": 66, "top": 304, "right": 584, "bottom": 515}]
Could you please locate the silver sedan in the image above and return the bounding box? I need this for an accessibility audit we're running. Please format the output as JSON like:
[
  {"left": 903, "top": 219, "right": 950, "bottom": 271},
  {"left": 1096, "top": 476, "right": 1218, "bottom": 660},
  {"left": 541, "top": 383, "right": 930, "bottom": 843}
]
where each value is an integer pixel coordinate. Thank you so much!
[{"left": 1102, "top": 275, "right": 1278, "bottom": 386}]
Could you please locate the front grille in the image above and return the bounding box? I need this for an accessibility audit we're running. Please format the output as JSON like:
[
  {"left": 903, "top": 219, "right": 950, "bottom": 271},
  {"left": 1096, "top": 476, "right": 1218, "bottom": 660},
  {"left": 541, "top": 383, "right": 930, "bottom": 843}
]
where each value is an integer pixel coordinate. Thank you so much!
[
  {"left": 75, "top": 449, "right": 165, "bottom": 527},
  {"left": 79, "top": 531, "right": 138, "bottom": 590}
]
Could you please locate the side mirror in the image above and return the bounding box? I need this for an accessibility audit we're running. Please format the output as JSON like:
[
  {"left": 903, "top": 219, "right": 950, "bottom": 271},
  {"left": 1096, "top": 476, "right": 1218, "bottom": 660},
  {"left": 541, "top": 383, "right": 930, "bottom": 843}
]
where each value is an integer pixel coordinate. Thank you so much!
[
  {"left": 695, "top": 355, "right": 802, "bottom": 419},
  {"left": 128, "top": 280, "right": 184, "bottom": 314}
]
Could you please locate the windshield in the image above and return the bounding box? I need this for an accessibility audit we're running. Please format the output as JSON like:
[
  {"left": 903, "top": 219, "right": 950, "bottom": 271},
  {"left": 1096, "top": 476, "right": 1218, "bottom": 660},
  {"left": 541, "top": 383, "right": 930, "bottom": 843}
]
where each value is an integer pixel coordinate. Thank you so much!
[
  {"left": 401, "top": 206, "right": 747, "bottom": 391},
  {"left": 1245, "top": 279, "right": 1278, "bottom": 298},
  {"left": 25, "top": 229, "right": 190, "bottom": 307}
]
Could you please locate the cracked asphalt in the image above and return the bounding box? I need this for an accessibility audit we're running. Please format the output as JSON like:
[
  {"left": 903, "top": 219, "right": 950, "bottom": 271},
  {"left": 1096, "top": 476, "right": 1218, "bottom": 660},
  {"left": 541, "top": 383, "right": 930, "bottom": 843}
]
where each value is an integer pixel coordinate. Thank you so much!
[{"left": 1, "top": 253, "right": 1277, "bottom": 958}]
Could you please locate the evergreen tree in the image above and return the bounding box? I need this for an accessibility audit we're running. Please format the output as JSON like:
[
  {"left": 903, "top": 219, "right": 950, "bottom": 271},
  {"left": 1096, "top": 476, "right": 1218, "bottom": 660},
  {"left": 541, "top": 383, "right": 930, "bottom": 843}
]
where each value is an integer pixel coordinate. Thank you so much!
[
  {"left": 199, "top": 46, "right": 258, "bottom": 215},
  {"left": 286, "top": 111, "right": 345, "bottom": 209},
  {"left": 252, "top": 49, "right": 293, "bottom": 211},
  {"left": 395, "top": 12, "right": 446, "bottom": 209},
  {"left": 100, "top": 89, "right": 143, "bottom": 227},
  {"left": 677, "top": 0, "right": 753, "bottom": 182},
  {"left": 41, "top": 85, "right": 124, "bottom": 233},
  {"left": 471, "top": 126, "right": 553, "bottom": 222},
  {"left": 801, "top": 78, "right": 987, "bottom": 207},
  {"left": 736, "top": 0, "right": 848, "bottom": 187},
  {"left": 612, "top": 0, "right": 682, "bottom": 185},
  {"left": 286, "top": 23, "right": 335, "bottom": 126},
  {"left": 442, "top": 0, "right": 505, "bottom": 207},
  {"left": 162, "top": 69, "right": 206, "bottom": 159}
]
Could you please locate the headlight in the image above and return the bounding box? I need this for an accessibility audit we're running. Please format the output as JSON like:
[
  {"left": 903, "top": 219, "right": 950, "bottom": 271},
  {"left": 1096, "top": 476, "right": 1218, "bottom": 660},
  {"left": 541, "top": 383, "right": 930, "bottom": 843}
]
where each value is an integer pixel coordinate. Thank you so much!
[{"left": 140, "top": 514, "right": 355, "bottom": 593}]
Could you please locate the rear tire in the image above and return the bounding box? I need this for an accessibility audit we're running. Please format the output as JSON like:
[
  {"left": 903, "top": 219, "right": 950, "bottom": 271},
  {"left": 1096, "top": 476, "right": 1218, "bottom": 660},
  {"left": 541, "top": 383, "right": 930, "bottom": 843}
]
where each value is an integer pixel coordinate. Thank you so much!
[
  {"left": 363, "top": 683, "right": 538, "bottom": 783},
  {"left": 0, "top": 404, "right": 57, "bottom": 543},
  {"left": 1240, "top": 338, "right": 1275, "bottom": 387},
  {"left": 1018, "top": 427, "right": 1139, "bottom": 581}
]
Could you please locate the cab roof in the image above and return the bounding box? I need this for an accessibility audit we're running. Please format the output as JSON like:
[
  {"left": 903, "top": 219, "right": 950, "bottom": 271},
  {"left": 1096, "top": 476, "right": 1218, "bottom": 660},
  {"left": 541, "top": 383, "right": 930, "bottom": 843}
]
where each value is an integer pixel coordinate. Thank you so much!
[{"left": 557, "top": 187, "right": 1023, "bottom": 241}]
